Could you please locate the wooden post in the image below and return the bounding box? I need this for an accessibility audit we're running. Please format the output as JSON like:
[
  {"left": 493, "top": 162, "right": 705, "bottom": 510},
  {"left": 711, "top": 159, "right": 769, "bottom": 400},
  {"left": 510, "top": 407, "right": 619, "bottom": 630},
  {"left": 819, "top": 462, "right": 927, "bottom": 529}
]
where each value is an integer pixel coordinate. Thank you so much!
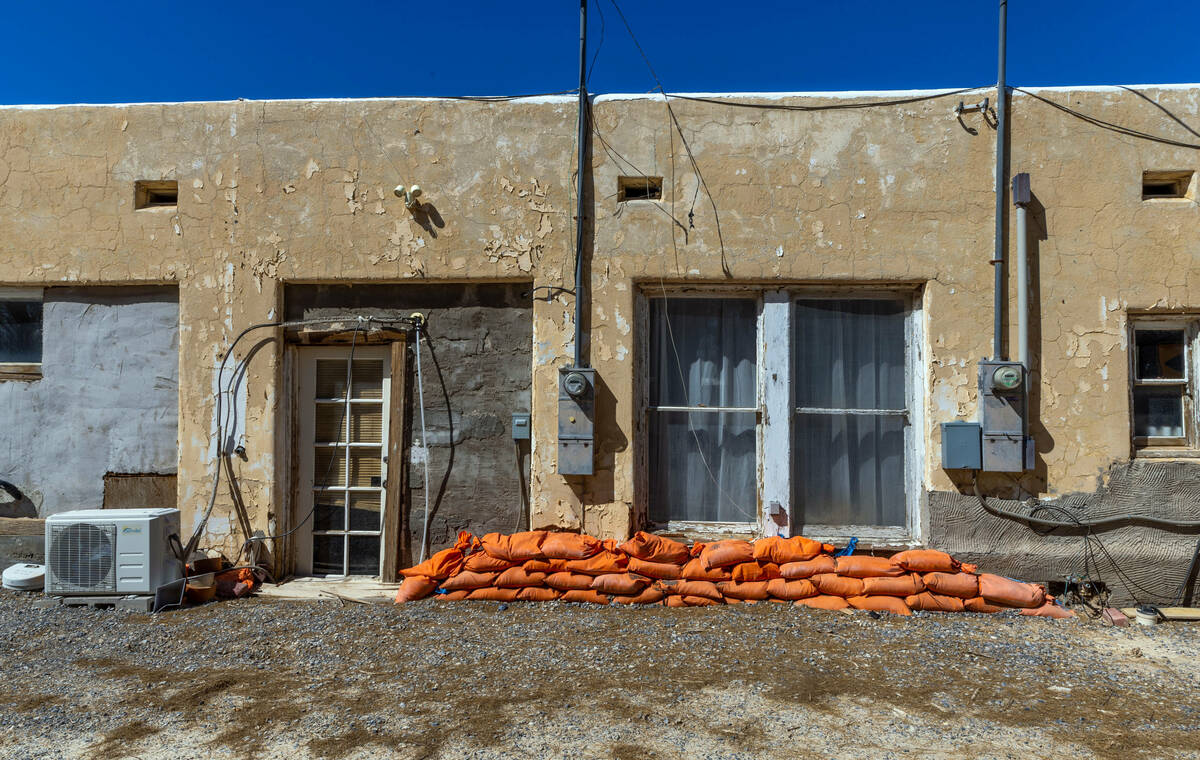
[{"left": 382, "top": 334, "right": 411, "bottom": 581}]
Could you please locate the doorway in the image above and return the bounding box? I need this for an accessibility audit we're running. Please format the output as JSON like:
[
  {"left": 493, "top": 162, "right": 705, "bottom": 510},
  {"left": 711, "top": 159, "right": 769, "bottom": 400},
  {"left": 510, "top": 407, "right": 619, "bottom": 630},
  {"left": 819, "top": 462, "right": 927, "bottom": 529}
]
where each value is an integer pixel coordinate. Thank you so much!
[{"left": 295, "top": 346, "right": 391, "bottom": 576}]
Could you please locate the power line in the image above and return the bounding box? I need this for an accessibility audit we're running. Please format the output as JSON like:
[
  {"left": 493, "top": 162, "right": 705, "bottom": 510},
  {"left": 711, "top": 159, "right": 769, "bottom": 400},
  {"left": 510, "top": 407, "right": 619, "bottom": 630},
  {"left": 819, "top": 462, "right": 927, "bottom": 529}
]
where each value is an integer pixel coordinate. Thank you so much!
[
  {"left": 1014, "top": 87, "right": 1200, "bottom": 150},
  {"left": 665, "top": 87, "right": 979, "bottom": 112}
]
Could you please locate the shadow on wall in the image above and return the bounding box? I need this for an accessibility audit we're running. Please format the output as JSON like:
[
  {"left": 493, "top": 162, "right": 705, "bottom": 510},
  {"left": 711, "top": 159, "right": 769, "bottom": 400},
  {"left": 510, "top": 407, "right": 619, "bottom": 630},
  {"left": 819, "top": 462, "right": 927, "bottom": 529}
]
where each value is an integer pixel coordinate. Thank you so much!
[{"left": 0, "top": 481, "right": 37, "bottom": 518}]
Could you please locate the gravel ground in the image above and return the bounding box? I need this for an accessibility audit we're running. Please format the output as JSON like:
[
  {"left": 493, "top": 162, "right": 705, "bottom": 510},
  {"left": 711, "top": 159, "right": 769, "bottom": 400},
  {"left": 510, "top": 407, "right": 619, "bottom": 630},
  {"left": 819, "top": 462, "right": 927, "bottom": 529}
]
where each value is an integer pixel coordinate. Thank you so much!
[{"left": 0, "top": 589, "right": 1197, "bottom": 760}]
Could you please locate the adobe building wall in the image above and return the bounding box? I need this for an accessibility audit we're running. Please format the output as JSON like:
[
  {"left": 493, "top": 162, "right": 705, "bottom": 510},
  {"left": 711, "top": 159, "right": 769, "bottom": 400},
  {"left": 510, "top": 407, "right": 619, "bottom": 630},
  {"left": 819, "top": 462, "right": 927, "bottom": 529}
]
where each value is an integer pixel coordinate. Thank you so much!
[{"left": 2, "top": 86, "right": 1198, "bottom": 600}]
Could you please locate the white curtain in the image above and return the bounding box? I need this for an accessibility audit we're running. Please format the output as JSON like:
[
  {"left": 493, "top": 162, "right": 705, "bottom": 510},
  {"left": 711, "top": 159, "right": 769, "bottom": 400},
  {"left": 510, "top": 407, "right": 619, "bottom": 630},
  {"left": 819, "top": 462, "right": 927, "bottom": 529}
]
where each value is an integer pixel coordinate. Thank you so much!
[
  {"left": 649, "top": 298, "right": 757, "bottom": 523},
  {"left": 794, "top": 299, "right": 906, "bottom": 527}
]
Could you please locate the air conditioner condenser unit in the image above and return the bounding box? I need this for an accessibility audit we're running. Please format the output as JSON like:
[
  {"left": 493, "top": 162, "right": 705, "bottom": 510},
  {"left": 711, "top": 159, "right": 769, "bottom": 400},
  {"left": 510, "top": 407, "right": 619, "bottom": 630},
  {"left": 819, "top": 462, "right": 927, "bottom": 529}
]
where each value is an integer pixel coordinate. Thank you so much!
[{"left": 44, "top": 508, "right": 183, "bottom": 596}]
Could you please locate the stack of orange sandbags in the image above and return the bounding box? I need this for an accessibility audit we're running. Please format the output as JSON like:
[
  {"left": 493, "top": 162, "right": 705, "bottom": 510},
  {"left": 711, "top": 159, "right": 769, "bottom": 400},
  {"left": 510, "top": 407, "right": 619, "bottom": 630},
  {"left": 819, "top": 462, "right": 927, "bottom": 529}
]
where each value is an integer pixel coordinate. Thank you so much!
[{"left": 392, "top": 531, "right": 1070, "bottom": 618}]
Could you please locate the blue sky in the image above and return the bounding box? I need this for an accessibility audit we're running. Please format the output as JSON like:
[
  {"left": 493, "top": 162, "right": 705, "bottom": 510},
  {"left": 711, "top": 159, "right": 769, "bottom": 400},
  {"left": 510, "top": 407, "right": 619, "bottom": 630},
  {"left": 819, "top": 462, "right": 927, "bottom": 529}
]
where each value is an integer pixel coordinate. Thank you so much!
[{"left": 3, "top": 1, "right": 1198, "bottom": 104}]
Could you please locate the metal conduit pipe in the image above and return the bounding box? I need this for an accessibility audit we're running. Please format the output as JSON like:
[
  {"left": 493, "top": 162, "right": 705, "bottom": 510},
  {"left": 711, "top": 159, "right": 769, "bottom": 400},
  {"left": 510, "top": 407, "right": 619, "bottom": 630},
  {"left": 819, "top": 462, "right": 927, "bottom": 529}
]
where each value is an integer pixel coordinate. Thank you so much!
[
  {"left": 1013, "top": 173, "right": 1031, "bottom": 368},
  {"left": 991, "top": 0, "right": 1008, "bottom": 360},
  {"left": 573, "top": 0, "right": 589, "bottom": 369}
]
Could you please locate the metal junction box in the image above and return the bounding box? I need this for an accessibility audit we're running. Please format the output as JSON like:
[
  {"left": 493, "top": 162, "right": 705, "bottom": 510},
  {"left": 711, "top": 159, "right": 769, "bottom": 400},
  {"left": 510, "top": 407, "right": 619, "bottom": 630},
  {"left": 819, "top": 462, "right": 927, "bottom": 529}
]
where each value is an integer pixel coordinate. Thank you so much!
[
  {"left": 978, "top": 360, "right": 1031, "bottom": 472},
  {"left": 557, "top": 367, "right": 595, "bottom": 476},
  {"left": 941, "top": 421, "right": 982, "bottom": 470}
]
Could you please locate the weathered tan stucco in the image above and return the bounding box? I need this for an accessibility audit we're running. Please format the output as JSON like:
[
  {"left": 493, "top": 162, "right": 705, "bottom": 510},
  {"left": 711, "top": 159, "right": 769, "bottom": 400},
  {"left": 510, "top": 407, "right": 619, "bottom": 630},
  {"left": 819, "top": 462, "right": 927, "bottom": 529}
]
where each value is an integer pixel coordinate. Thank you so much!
[{"left": 2, "top": 85, "right": 1198, "bottom": 568}]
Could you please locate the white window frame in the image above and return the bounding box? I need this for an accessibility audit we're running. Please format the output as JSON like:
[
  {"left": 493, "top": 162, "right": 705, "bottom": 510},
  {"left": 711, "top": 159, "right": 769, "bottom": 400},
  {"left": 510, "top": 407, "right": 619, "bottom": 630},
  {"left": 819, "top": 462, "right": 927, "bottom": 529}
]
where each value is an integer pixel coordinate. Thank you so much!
[
  {"left": 1130, "top": 317, "right": 1198, "bottom": 455},
  {"left": 637, "top": 286, "right": 925, "bottom": 544},
  {"left": 0, "top": 287, "right": 44, "bottom": 381}
]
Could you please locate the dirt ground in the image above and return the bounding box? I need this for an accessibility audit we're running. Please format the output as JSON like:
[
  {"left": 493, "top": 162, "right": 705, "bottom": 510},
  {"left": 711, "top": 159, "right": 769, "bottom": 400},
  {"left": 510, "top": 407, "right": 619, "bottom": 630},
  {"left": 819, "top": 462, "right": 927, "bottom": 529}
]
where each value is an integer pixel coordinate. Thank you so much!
[{"left": 0, "top": 590, "right": 1197, "bottom": 759}]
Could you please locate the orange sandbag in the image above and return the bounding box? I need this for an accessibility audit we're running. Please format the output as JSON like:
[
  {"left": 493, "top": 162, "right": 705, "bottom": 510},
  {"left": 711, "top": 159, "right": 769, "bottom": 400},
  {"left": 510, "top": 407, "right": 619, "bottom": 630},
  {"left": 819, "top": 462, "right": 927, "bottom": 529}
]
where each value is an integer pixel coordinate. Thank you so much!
[
  {"left": 463, "top": 553, "right": 515, "bottom": 573},
  {"left": 717, "top": 581, "right": 771, "bottom": 600},
  {"left": 862, "top": 574, "right": 925, "bottom": 597},
  {"left": 612, "top": 586, "right": 667, "bottom": 605},
  {"left": 812, "top": 573, "right": 865, "bottom": 597},
  {"left": 752, "top": 535, "right": 825, "bottom": 564},
  {"left": 439, "top": 570, "right": 500, "bottom": 592},
  {"left": 979, "top": 574, "right": 1046, "bottom": 609},
  {"left": 591, "top": 573, "right": 651, "bottom": 595},
  {"left": 960, "top": 562, "right": 978, "bottom": 574},
  {"left": 516, "top": 586, "right": 561, "bottom": 602},
  {"left": 689, "top": 542, "right": 707, "bottom": 558},
  {"left": 730, "top": 562, "right": 781, "bottom": 582},
  {"left": 522, "top": 559, "right": 560, "bottom": 573},
  {"left": 700, "top": 540, "right": 755, "bottom": 570},
  {"left": 890, "top": 549, "right": 960, "bottom": 573},
  {"left": 544, "top": 571, "right": 597, "bottom": 591},
  {"left": 835, "top": 556, "right": 904, "bottom": 578},
  {"left": 560, "top": 589, "right": 610, "bottom": 605},
  {"left": 847, "top": 595, "right": 912, "bottom": 615},
  {"left": 541, "top": 532, "right": 603, "bottom": 560},
  {"left": 780, "top": 555, "right": 835, "bottom": 579},
  {"left": 923, "top": 572, "right": 980, "bottom": 599},
  {"left": 400, "top": 531, "right": 475, "bottom": 579},
  {"left": 905, "top": 592, "right": 966, "bottom": 612},
  {"left": 1020, "top": 599, "right": 1074, "bottom": 619},
  {"left": 618, "top": 531, "right": 691, "bottom": 564},
  {"left": 466, "top": 587, "right": 520, "bottom": 602},
  {"left": 795, "top": 594, "right": 850, "bottom": 610},
  {"left": 480, "top": 531, "right": 548, "bottom": 562},
  {"left": 494, "top": 566, "right": 548, "bottom": 588},
  {"left": 724, "top": 598, "right": 759, "bottom": 605},
  {"left": 627, "top": 556, "right": 683, "bottom": 579},
  {"left": 656, "top": 579, "right": 723, "bottom": 601},
  {"left": 682, "top": 595, "right": 722, "bottom": 607},
  {"left": 394, "top": 576, "right": 438, "bottom": 603},
  {"left": 664, "top": 595, "right": 687, "bottom": 608},
  {"left": 400, "top": 548, "right": 463, "bottom": 580},
  {"left": 964, "top": 596, "right": 1005, "bottom": 613},
  {"left": 436, "top": 589, "right": 471, "bottom": 601},
  {"left": 766, "top": 578, "right": 818, "bottom": 600},
  {"left": 680, "top": 558, "right": 732, "bottom": 582},
  {"left": 562, "top": 551, "right": 628, "bottom": 576}
]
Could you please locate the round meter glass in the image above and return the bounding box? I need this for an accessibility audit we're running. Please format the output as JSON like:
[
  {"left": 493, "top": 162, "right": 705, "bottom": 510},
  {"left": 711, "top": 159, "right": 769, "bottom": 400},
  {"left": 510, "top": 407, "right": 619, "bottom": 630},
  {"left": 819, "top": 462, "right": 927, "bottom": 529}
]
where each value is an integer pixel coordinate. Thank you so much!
[{"left": 992, "top": 365, "right": 1022, "bottom": 391}]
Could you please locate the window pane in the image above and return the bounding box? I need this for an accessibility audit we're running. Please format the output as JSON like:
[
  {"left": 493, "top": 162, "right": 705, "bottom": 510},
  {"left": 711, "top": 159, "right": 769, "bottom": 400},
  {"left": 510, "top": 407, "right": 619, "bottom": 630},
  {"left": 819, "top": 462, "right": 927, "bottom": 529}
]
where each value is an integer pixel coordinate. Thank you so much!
[
  {"left": 794, "top": 413, "right": 906, "bottom": 527},
  {"left": 348, "top": 447, "right": 382, "bottom": 487},
  {"left": 351, "top": 360, "right": 383, "bottom": 399},
  {"left": 313, "top": 447, "right": 346, "bottom": 488},
  {"left": 649, "top": 298, "right": 756, "bottom": 408},
  {"left": 348, "top": 492, "right": 381, "bottom": 531},
  {"left": 0, "top": 301, "right": 42, "bottom": 363},
  {"left": 313, "top": 534, "right": 345, "bottom": 575},
  {"left": 313, "top": 492, "right": 345, "bottom": 531},
  {"left": 315, "top": 403, "right": 347, "bottom": 443},
  {"left": 794, "top": 299, "right": 905, "bottom": 410},
  {"left": 316, "top": 359, "right": 348, "bottom": 399},
  {"left": 348, "top": 535, "right": 380, "bottom": 575},
  {"left": 350, "top": 403, "right": 384, "bottom": 443},
  {"left": 649, "top": 410, "right": 757, "bottom": 523},
  {"left": 1133, "top": 387, "right": 1185, "bottom": 438},
  {"left": 1135, "top": 330, "right": 1185, "bottom": 380}
]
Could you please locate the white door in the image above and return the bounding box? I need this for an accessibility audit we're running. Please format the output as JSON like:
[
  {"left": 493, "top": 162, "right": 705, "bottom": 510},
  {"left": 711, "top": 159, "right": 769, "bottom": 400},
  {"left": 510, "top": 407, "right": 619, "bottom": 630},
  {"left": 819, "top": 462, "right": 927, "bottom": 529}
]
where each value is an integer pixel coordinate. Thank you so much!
[{"left": 296, "top": 347, "right": 391, "bottom": 576}]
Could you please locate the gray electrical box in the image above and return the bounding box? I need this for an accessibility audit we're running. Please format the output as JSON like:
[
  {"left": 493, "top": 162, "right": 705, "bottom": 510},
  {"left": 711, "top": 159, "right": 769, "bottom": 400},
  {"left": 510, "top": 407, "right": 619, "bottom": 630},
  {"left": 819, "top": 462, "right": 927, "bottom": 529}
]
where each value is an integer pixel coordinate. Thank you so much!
[
  {"left": 511, "top": 412, "right": 530, "bottom": 440},
  {"left": 978, "top": 360, "right": 1031, "bottom": 472},
  {"left": 941, "top": 421, "right": 982, "bottom": 470},
  {"left": 557, "top": 367, "right": 595, "bottom": 475}
]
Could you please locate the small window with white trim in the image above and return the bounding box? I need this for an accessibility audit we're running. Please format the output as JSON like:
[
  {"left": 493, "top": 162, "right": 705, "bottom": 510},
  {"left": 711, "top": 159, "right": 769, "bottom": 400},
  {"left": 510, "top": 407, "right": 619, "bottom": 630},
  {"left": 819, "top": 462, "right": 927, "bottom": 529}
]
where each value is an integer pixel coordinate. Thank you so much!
[
  {"left": 1131, "top": 320, "right": 1194, "bottom": 450},
  {"left": 0, "top": 287, "right": 43, "bottom": 380}
]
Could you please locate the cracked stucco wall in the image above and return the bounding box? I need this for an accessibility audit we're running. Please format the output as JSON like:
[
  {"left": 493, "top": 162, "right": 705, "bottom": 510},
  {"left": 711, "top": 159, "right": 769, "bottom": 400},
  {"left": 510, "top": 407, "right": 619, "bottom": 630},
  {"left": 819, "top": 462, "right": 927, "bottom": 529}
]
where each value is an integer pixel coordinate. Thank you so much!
[{"left": 1, "top": 86, "right": 1198, "bottom": 571}]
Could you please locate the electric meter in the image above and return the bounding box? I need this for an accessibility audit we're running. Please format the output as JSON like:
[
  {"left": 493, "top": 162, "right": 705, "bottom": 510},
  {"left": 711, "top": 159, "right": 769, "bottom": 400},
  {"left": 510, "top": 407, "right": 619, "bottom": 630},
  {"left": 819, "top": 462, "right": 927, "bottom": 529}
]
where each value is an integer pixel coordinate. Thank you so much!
[
  {"left": 991, "top": 365, "right": 1023, "bottom": 391},
  {"left": 562, "top": 371, "right": 589, "bottom": 398}
]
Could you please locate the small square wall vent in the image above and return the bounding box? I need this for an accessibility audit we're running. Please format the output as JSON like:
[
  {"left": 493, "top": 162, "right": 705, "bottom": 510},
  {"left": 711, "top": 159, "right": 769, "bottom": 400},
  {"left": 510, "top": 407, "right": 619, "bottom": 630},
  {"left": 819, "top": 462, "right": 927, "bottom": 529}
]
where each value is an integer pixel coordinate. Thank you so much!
[
  {"left": 1142, "top": 170, "right": 1193, "bottom": 200},
  {"left": 134, "top": 180, "right": 178, "bottom": 209},
  {"left": 617, "top": 175, "right": 663, "bottom": 202}
]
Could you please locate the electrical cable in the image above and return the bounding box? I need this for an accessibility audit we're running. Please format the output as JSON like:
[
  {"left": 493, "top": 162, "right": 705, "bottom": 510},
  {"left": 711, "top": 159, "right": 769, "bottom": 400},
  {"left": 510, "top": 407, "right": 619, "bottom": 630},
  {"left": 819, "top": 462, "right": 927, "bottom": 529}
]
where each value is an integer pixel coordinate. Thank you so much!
[
  {"left": 664, "top": 87, "right": 980, "bottom": 112},
  {"left": 414, "top": 321, "right": 432, "bottom": 564},
  {"left": 1013, "top": 87, "right": 1200, "bottom": 150}
]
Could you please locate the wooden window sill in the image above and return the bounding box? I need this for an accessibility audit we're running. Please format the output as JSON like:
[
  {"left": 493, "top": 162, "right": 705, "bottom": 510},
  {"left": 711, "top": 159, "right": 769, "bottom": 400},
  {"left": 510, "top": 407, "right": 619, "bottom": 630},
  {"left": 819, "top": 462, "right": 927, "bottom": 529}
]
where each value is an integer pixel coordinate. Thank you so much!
[{"left": 0, "top": 364, "right": 41, "bottom": 382}]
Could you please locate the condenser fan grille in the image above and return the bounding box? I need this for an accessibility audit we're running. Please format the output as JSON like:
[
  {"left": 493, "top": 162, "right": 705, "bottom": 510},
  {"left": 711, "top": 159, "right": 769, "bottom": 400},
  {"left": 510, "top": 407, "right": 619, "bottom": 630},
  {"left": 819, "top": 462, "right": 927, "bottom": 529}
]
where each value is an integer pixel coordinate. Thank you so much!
[{"left": 48, "top": 522, "right": 116, "bottom": 593}]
